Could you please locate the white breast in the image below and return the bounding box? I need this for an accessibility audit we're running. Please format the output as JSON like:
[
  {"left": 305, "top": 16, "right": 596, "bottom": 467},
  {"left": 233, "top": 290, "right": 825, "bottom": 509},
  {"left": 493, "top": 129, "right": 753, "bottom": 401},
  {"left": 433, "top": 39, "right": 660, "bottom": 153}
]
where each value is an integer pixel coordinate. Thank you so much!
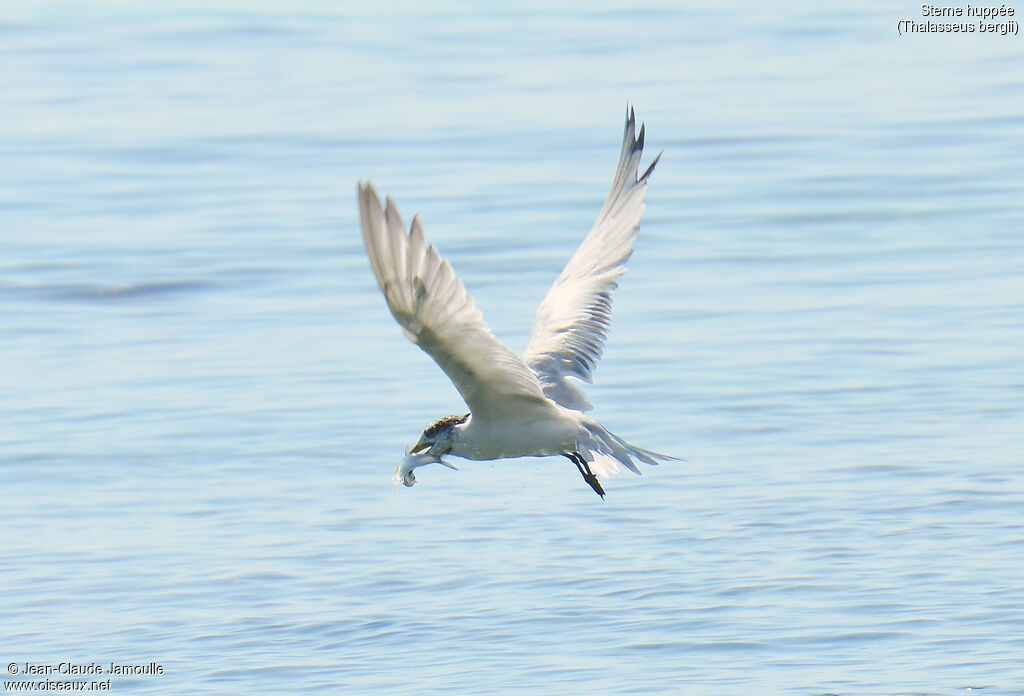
[{"left": 457, "top": 404, "right": 582, "bottom": 461}]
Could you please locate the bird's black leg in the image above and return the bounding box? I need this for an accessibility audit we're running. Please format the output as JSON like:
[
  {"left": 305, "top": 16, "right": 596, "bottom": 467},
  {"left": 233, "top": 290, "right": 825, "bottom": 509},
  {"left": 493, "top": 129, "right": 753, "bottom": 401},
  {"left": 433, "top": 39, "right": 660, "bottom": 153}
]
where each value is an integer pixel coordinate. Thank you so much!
[{"left": 563, "top": 452, "right": 605, "bottom": 499}]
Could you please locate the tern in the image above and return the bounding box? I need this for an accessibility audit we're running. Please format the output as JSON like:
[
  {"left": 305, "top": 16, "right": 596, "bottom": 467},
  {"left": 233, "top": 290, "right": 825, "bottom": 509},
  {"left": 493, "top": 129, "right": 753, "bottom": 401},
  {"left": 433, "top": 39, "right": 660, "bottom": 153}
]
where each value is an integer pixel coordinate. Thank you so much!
[{"left": 358, "top": 106, "right": 675, "bottom": 498}]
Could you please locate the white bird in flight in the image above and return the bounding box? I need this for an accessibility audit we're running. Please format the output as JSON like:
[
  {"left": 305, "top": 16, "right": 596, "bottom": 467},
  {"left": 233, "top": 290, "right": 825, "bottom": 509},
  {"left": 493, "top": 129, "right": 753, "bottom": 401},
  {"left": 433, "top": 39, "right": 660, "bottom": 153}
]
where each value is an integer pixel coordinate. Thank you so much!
[{"left": 358, "top": 106, "right": 675, "bottom": 498}]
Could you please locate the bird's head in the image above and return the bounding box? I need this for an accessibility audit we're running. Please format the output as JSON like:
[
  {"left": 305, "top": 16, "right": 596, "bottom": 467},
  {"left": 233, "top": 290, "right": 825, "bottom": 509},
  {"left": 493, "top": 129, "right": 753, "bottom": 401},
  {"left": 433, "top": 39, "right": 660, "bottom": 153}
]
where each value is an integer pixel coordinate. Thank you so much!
[
  {"left": 395, "top": 413, "right": 469, "bottom": 486},
  {"left": 409, "top": 413, "right": 469, "bottom": 458}
]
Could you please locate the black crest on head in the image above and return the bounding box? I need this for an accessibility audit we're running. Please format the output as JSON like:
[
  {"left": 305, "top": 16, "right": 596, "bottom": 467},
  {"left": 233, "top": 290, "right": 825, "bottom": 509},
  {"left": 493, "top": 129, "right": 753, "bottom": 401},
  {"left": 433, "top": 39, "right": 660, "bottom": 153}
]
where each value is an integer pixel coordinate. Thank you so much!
[{"left": 424, "top": 413, "right": 469, "bottom": 438}]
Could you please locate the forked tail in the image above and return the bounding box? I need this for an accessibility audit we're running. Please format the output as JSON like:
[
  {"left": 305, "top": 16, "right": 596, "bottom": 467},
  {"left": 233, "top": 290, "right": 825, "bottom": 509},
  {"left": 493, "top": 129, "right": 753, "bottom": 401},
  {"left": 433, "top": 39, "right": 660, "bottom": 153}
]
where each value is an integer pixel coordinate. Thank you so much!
[{"left": 579, "top": 418, "right": 678, "bottom": 479}]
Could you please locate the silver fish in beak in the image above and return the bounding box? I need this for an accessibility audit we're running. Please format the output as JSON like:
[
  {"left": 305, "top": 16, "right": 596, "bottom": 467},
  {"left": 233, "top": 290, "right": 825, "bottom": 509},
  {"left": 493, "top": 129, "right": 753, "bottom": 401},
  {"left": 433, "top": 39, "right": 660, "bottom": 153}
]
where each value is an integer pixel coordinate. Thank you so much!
[{"left": 395, "top": 451, "right": 458, "bottom": 487}]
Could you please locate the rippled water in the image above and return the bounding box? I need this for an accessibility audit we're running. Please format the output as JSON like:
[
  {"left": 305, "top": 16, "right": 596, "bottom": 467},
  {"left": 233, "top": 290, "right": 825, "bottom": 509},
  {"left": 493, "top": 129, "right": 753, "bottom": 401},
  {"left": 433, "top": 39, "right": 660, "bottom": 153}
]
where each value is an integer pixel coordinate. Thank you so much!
[{"left": 3, "top": 3, "right": 1023, "bottom": 695}]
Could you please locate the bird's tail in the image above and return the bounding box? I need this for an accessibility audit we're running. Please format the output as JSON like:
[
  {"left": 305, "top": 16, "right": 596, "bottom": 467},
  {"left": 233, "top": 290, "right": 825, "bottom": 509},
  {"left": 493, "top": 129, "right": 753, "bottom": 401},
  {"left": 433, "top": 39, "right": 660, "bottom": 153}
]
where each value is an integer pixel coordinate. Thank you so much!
[{"left": 579, "top": 418, "right": 678, "bottom": 478}]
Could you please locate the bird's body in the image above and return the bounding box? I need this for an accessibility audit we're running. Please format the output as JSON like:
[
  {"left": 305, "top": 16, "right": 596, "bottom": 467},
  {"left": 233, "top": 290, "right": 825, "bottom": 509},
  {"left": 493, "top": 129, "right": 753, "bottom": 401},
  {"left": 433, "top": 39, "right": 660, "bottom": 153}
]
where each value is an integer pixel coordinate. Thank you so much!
[
  {"left": 358, "top": 106, "right": 675, "bottom": 497},
  {"left": 458, "top": 403, "right": 572, "bottom": 460}
]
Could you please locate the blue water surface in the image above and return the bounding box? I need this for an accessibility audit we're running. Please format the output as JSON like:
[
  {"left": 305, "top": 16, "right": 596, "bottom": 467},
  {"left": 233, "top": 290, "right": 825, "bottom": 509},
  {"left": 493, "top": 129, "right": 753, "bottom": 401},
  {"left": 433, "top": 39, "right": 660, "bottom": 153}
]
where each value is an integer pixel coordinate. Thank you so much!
[{"left": 2, "top": 2, "right": 1023, "bottom": 695}]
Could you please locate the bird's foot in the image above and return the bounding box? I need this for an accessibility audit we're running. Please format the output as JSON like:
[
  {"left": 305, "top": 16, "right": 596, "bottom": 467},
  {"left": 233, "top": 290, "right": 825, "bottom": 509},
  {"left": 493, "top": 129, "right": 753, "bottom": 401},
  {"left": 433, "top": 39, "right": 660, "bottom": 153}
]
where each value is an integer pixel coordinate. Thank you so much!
[
  {"left": 565, "top": 451, "right": 606, "bottom": 499},
  {"left": 583, "top": 472, "right": 606, "bottom": 499}
]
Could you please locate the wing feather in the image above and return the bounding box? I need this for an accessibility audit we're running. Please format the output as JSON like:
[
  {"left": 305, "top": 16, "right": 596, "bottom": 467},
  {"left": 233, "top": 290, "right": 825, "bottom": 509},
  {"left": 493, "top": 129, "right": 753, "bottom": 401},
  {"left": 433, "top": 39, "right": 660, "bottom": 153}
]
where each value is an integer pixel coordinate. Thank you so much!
[
  {"left": 523, "top": 106, "right": 661, "bottom": 411},
  {"left": 358, "top": 181, "right": 549, "bottom": 418}
]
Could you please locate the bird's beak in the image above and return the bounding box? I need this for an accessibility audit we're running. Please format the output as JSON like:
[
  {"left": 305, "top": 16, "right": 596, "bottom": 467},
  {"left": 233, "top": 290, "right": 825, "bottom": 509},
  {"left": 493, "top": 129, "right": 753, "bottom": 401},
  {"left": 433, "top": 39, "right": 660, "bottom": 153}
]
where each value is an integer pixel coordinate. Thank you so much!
[{"left": 409, "top": 440, "right": 433, "bottom": 455}]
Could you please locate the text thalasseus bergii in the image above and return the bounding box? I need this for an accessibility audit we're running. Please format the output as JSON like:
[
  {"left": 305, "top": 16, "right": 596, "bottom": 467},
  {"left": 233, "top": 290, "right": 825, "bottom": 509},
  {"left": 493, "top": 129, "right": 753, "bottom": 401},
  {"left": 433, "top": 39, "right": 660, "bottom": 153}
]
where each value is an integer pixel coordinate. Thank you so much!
[{"left": 358, "top": 106, "right": 675, "bottom": 498}]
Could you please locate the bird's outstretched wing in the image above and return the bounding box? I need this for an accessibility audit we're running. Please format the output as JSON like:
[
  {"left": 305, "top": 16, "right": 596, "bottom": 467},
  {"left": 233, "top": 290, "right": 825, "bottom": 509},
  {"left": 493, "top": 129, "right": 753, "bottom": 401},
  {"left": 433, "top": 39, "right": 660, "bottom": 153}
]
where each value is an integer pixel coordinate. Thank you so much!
[
  {"left": 358, "top": 181, "right": 550, "bottom": 418},
  {"left": 522, "top": 106, "right": 661, "bottom": 411}
]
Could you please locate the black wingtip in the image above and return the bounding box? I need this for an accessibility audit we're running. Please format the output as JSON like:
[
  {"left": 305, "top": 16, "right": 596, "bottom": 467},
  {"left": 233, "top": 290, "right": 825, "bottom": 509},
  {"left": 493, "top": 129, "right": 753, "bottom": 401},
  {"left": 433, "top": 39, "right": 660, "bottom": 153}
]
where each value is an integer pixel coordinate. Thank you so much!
[
  {"left": 640, "top": 149, "right": 663, "bottom": 182},
  {"left": 625, "top": 104, "right": 637, "bottom": 139}
]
